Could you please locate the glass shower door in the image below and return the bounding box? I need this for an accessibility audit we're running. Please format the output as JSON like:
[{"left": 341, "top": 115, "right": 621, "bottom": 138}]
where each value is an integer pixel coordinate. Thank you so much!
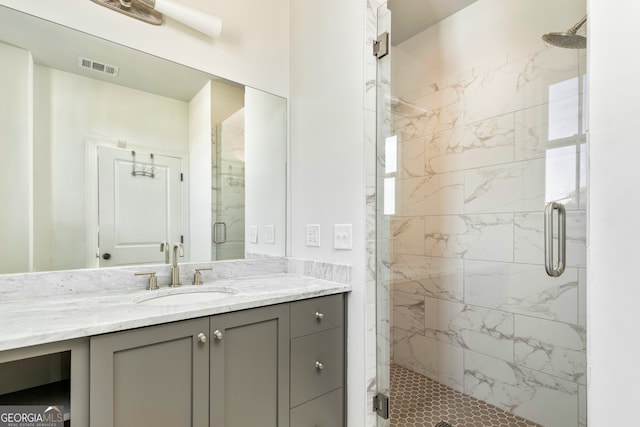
[
  {"left": 374, "top": 3, "right": 392, "bottom": 427},
  {"left": 375, "top": 1, "right": 587, "bottom": 426}
]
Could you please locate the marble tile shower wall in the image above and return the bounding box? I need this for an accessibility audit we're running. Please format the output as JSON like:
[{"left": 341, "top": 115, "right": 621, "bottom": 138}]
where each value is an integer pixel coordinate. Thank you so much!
[{"left": 389, "top": 21, "right": 587, "bottom": 427}]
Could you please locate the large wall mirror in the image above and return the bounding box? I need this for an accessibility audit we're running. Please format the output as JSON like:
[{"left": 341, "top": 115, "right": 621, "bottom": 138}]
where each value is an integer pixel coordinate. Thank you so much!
[{"left": 0, "top": 5, "right": 287, "bottom": 275}]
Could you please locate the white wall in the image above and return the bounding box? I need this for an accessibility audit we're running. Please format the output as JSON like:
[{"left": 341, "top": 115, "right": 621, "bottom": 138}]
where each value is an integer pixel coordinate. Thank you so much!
[
  {"left": 0, "top": 0, "right": 289, "bottom": 97},
  {"left": 245, "top": 87, "right": 287, "bottom": 257},
  {"left": 0, "top": 43, "right": 33, "bottom": 273},
  {"left": 189, "top": 81, "right": 212, "bottom": 262},
  {"left": 289, "top": 0, "right": 366, "bottom": 425},
  {"left": 588, "top": 0, "right": 640, "bottom": 423}
]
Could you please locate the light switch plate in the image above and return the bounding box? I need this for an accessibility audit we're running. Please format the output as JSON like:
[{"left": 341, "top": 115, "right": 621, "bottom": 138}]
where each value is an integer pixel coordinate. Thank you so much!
[
  {"left": 248, "top": 226, "right": 258, "bottom": 243},
  {"left": 334, "top": 224, "right": 353, "bottom": 250},
  {"left": 306, "top": 224, "right": 320, "bottom": 247},
  {"left": 264, "top": 225, "right": 275, "bottom": 244}
]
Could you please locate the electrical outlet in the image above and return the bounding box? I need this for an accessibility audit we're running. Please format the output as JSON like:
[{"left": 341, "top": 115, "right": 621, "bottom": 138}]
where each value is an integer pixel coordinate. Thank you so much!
[
  {"left": 248, "top": 226, "right": 258, "bottom": 244},
  {"left": 264, "top": 225, "right": 275, "bottom": 244},
  {"left": 333, "top": 224, "right": 352, "bottom": 250},
  {"left": 306, "top": 224, "right": 320, "bottom": 247}
]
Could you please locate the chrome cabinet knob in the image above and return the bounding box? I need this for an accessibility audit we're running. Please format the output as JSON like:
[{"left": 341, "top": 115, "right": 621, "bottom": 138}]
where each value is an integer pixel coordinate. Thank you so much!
[
  {"left": 197, "top": 332, "right": 207, "bottom": 343},
  {"left": 213, "top": 329, "right": 223, "bottom": 340},
  {"left": 315, "top": 361, "right": 324, "bottom": 370},
  {"left": 315, "top": 311, "right": 324, "bottom": 320}
]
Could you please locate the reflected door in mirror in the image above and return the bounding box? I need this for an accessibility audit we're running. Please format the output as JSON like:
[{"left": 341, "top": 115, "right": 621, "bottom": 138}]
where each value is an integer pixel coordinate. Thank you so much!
[{"left": 98, "top": 147, "right": 183, "bottom": 267}]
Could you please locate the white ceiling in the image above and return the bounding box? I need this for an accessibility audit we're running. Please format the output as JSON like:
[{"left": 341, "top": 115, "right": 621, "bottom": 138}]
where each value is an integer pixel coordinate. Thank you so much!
[
  {"left": 388, "top": 0, "right": 479, "bottom": 45},
  {"left": 0, "top": 5, "right": 224, "bottom": 102}
]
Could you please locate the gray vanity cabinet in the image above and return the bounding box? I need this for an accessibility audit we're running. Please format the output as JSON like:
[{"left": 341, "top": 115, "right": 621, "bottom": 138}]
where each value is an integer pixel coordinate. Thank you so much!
[
  {"left": 209, "top": 304, "right": 290, "bottom": 427},
  {"left": 89, "top": 317, "right": 210, "bottom": 427},
  {"left": 289, "top": 294, "right": 345, "bottom": 427},
  {"left": 89, "top": 304, "right": 290, "bottom": 427},
  {"left": 89, "top": 295, "right": 344, "bottom": 427}
]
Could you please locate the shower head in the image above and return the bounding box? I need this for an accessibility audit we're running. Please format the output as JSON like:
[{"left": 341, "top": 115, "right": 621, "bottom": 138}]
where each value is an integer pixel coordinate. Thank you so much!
[{"left": 542, "top": 15, "right": 587, "bottom": 49}]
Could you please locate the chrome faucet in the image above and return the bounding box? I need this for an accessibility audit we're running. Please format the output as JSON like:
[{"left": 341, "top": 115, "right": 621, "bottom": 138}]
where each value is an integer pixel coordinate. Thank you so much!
[{"left": 170, "top": 243, "right": 184, "bottom": 287}]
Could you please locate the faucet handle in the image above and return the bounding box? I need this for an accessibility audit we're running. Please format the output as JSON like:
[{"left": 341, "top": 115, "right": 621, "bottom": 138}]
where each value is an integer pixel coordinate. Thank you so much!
[
  {"left": 160, "top": 242, "right": 170, "bottom": 264},
  {"left": 174, "top": 243, "right": 185, "bottom": 257},
  {"left": 135, "top": 271, "right": 159, "bottom": 290},
  {"left": 193, "top": 267, "right": 213, "bottom": 285}
]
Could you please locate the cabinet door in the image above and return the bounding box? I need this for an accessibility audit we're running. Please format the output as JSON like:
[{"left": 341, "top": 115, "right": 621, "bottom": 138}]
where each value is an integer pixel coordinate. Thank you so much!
[
  {"left": 90, "top": 318, "right": 209, "bottom": 427},
  {"left": 210, "top": 304, "right": 290, "bottom": 427}
]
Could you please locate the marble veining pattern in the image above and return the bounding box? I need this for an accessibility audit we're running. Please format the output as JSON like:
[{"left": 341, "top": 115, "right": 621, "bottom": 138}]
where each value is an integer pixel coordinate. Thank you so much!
[
  {"left": 464, "top": 260, "right": 579, "bottom": 323},
  {"left": 0, "top": 259, "right": 351, "bottom": 352},
  {"left": 424, "top": 113, "right": 515, "bottom": 174},
  {"left": 0, "top": 257, "right": 287, "bottom": 301},
  {"left": 393, "top": 291, "right": 425, "bottom": 334},
  {"left": 397, "top": 136, "right": 426, "bottom": 179},
  {"left": 423, "top": 214, "right": 514, "bottom": 261},
  {"left": 463, "top": 158, "right": 546, "bottom": 214},
  {"left": 391, "top": 217, "right": 425, "bottom": 255},
  {"left": 514, "top": 316, "right": 586, "bottom": 384},
  {"left": 392, "top": 85, "right": 464, "bottom": 141},
  {"left": 396, "top": 172, "right": 464, "bottom": 216},
  {"left": 424, "top": 299, "right": 515, "bottom": 363},
  {"left": 464, "top": 351, "right": 579, "bottom": 426},
  {"left": 385, "top": 1, "right": 587, "bottom": 425},
  {"left": 514, "top": 211, "right": 587, "bottom": 267},
  {"left": 391, "top": 254, "right": 463, "bottom": 302},
  {"left": 393, "top": 328, "right": 464, "bottom": 392}
]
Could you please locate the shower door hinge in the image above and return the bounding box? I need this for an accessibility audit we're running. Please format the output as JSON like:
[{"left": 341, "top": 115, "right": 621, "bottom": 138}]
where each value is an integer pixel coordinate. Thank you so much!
[
  {"left": 373, "top": 32, "right": 389, "bottom": 59},
  {"left": 373, "top": 392, "right": 390, "bottom": 419}
]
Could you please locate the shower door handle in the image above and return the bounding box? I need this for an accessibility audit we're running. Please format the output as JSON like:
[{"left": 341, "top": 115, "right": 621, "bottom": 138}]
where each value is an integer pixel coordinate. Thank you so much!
[
  {"left": 213, "top": 222, "right": 227, "bottom": 244},
  {"left": 544, "top": 201, "right": 566, "bottom": 277}
]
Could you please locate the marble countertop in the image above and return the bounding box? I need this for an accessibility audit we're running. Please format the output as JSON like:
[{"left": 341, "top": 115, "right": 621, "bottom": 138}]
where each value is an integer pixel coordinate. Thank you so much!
[{"left": 0, "top": 272, "right": 350, "bottom": 352}]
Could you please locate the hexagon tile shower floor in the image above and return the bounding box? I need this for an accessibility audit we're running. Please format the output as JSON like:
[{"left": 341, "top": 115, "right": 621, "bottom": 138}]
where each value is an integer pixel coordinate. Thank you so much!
[{"left": 390, "top": 364, "right": 541, "bottom": 427}]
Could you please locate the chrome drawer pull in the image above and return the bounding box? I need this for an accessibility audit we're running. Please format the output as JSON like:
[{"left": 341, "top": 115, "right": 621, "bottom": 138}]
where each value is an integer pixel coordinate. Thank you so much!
[
  {"left": 213, "top": 329, "right": 223, "bottom": 340},
  {"left": 315, "top": 311, "right": 324, "bottom": 320},
  {"left": 315, "top": 361, "right": 324, "bottom": 370},
  {"left": 197, "top": 332, "right": 207, "bottom": 343}
]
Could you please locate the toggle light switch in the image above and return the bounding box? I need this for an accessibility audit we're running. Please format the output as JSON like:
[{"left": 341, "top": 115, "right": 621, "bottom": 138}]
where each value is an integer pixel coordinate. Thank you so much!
[{"left": 333, "top": 224, "right": 352, "bottom": 250}]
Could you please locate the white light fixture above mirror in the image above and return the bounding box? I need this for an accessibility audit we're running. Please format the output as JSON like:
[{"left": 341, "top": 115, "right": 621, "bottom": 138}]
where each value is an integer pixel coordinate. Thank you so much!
[{"left": 91, "top": 0, "right": 222, "bottom": 38}]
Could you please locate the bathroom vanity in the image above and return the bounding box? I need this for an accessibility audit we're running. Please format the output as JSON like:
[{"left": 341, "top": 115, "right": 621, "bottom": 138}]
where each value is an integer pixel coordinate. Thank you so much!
[{"left": 0, "top": 259, "right": 350, "bottom": 427}]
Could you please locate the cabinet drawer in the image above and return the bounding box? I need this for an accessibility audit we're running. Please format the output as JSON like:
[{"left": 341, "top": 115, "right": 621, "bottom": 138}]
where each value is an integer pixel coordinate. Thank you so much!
[
  {"left": 290, "top": 388, "right": 344, "bottom": 427},
  {"left": 290, "top": 327, "right": 343, "bottom": 407},
  {"left": 291, "top": 294, "right": 343, "bottom": 338}
]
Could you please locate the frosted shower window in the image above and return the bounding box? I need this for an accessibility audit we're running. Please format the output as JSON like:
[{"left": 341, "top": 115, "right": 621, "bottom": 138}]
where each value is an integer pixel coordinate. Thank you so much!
[
  {"left": 548, "top": 77, "right": 580, "bottom": 140},
  {"left": 385, "top": 135, "right": 398, "bottom": 174},
  {"left": 545, "top": 77, "right": 586, "bottom": 207},
  {"left": 384, "top": 135, "right": 398, "bottom": 215}
]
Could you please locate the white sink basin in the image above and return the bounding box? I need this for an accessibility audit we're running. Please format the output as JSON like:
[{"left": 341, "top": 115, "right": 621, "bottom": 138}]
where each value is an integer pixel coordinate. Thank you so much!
[{"left": 135, "top": 287, "right": 238, "bottom": 306}]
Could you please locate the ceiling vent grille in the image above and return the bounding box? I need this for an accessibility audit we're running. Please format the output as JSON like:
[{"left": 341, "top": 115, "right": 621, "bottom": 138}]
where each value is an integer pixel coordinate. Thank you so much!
[{"left": 78, "top": 56, "right": 119, "bottom": 76}]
